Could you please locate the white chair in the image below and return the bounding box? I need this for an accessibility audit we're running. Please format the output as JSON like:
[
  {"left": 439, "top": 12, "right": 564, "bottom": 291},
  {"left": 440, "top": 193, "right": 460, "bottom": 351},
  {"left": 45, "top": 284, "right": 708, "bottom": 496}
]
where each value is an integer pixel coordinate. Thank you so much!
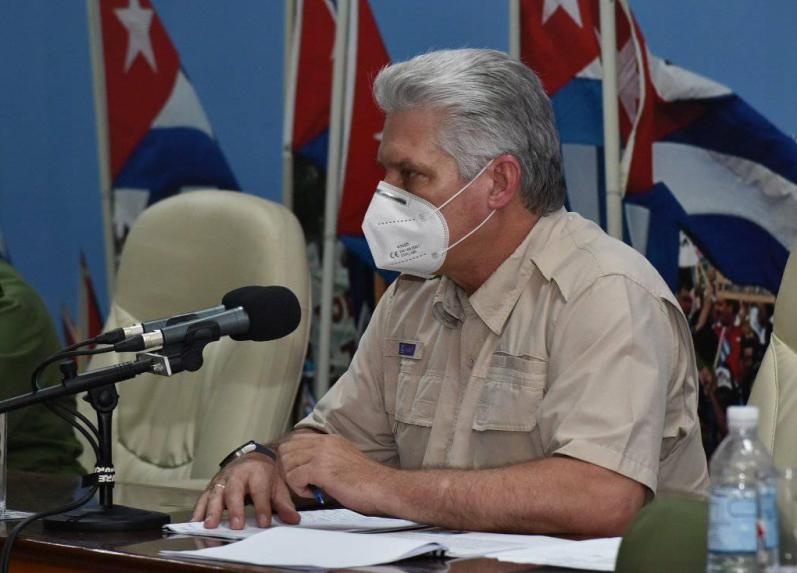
[
  {"left": 749, "top": 238, "right": 797, "bottom": 470},
  {"left": 77, "top": 190, "right": 310, "bottom": 489}
]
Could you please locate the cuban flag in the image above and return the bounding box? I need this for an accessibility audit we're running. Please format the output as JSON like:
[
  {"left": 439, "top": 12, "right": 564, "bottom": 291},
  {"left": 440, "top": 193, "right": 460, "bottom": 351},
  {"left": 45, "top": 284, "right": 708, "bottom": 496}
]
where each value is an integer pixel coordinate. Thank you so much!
[
  {"left": 99, "top": 0, "right": 238, "bottom": 253},
  {"left": 623, "top": 58, "right": 797, "bottom": 293},
  {"left": 288, "top": 0, "right": 391, "bottom": 273},
  {"left": 289, "top": 0, "right": 336, "bottom": 168},
  {"left": 520, "top": 0, "right": 797, "bottom": 293},
  {"left": 336, "top": 0, "right": 392, "bottom": 275},
  {"left": 521, "top": 0, "right": 644, "bottom": 234}
]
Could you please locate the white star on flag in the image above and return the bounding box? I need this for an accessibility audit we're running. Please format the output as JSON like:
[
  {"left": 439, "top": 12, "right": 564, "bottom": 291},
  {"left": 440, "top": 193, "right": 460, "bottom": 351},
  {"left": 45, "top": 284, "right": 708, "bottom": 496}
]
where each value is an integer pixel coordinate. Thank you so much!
[
  {"left": 115, "top": 0, "right": 158, "bottom": 73},
  {"left": 542, "top": 0, "right": 583, "bottom": 28}
]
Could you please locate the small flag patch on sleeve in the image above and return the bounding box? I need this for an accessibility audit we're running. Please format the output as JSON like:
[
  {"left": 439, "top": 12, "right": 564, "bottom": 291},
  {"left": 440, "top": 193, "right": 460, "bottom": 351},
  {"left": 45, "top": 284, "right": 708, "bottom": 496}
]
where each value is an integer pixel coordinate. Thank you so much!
[
  {"left": 386, "top": 339, "right": 423, "bottom": 359},
  {"left": 399, "top": 342, "right": 417, "bottom": 358}
]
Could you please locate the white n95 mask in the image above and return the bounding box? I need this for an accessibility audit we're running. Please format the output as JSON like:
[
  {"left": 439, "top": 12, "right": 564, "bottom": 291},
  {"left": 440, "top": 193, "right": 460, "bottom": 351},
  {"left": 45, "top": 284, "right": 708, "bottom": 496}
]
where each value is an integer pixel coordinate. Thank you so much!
[{"left": 361, "top": 160, "right": 494, "bottom": 278}]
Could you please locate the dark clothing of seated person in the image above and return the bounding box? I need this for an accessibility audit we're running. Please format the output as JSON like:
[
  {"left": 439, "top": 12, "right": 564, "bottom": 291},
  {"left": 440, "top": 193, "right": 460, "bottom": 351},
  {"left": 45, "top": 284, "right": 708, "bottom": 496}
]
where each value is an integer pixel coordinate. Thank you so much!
[{"left": 0, "top": 259, "right": 83, "bottom": 474}]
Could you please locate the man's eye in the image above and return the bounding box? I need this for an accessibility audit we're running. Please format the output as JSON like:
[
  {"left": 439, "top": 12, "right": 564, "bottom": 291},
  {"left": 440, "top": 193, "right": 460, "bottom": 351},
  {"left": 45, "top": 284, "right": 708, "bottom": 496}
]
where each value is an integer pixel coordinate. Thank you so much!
[{"left": 402, "top": 170, "right": 425, "bottom": 183}]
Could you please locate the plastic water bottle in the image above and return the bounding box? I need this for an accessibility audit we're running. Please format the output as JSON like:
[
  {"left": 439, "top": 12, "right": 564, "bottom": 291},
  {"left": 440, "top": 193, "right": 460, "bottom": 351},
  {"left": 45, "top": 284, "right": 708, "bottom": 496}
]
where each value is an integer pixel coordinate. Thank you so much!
[{"left": 707, "top": 406, "right": 779, "bottom": 572}]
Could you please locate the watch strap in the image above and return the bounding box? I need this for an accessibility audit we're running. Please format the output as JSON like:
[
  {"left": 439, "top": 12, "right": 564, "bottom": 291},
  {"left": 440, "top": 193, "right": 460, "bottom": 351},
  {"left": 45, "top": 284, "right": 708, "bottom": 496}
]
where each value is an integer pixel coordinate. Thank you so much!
[{"left": 219, "top": 440, "right": 276, "bottom": 468}]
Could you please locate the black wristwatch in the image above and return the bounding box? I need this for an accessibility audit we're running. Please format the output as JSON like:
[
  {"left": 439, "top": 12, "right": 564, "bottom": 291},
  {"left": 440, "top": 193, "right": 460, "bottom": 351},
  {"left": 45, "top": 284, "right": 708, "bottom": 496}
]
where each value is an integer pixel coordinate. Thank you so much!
[{"left": 219, "top": 440, "right": 277, "bottom": 468}]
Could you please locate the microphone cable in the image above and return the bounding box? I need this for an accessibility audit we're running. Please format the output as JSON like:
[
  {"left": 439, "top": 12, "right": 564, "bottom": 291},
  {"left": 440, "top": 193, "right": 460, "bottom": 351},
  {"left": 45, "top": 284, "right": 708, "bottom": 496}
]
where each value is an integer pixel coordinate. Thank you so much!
[
  {"left": 0, "top": 482, "right": 99, "bottom": 573},
  {"left": 0, "top": 344, "right": 117, "bottom": 571},
  {"left": 29, "top": 345, "right": 117, "bottom": 464},
  {"left": 30, "top": 344, "right": 113, "bottom": 392}
]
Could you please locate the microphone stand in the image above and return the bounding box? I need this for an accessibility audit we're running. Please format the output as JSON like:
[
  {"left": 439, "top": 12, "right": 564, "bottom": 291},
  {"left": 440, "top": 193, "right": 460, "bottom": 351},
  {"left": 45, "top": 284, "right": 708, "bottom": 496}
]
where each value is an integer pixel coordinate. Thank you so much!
[
  {"left": 42, "top": 381, "right": 171, "bottom": 531},
  {"left": 0, "top": 336, "right": 214, "bottom": 531}
]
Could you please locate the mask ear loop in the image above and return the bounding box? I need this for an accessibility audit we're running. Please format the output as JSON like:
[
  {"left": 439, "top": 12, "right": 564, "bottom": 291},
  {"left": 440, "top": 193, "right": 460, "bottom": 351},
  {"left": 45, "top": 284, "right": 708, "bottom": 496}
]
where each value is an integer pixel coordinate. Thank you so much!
[
  {"left": 442, "top": 210, "right": 496, "bottom": 254},
  {"left": 431, "top": 159, "right": 496, "bottom": 254}
]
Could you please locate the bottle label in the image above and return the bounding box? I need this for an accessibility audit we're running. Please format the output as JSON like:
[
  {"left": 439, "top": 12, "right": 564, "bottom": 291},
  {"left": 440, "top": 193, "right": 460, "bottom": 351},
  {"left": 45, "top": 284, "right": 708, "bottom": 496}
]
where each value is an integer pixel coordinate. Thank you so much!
[
  {"left": 709, "top": 488, "right": 758, "bottom": 553},
  {"left": 759, "top": 485, "right": 779, "bottom": 550}
]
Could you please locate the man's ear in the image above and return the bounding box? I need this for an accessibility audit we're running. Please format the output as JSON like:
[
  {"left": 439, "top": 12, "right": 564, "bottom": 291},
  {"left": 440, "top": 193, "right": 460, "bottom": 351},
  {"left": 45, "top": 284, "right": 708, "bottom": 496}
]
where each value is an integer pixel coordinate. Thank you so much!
[{"left": 487, "top": 154, "right": 522, "bottom": 210}]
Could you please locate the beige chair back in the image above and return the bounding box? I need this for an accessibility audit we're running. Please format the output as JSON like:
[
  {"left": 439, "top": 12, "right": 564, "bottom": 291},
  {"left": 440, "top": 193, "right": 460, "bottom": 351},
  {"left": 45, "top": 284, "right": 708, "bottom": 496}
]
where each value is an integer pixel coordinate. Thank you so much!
[
  {"left": 749, "top": 239, "right": 797, "bottom": 470},
  {"left": 77, "top": 190, "right": 310, "bottom": 489}
]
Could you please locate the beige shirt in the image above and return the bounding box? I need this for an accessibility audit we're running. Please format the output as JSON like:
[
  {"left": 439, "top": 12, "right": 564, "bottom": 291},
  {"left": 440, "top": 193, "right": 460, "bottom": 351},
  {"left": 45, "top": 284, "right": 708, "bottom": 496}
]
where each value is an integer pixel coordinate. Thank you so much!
[{"left": 298, "top": 209, "right": 709, "bottom": 494}]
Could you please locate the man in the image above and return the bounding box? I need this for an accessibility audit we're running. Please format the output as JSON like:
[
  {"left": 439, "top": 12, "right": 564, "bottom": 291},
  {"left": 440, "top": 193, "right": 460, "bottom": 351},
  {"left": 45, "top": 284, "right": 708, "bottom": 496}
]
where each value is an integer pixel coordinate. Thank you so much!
[
  {"left": 711, "top": 298, "right": 743, "bottom": 384},
  {"left": 194, "top": 49, "right": 708, "bottom": 536}
]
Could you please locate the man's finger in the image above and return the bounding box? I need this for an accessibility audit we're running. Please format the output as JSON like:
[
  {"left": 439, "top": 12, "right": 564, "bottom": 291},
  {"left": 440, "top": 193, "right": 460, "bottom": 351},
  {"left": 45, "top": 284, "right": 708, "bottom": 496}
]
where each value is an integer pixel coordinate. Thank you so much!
[
  {"left": 248, "top": 470, "right": 274, "bottom": 528},
  {"left": 191, "top": 491, "right": 209, "bottom": 522},
  {"left": 284, "top": 464, "right": 314, "bottom": 498},
  {"left": 278, "top": 433, "right": 323, "bottom": 456},
  {"left": 272, "top": 478, "right": 300, "bottom": 525},
  {"left": 279, "top": 448, "right": 316, "bottom": 476},
  {"left": 224, "top": 477, "right": 247, "bottom": 530},
  {"left": 203, "top": 481, "right": 228, "bottom": 528}
]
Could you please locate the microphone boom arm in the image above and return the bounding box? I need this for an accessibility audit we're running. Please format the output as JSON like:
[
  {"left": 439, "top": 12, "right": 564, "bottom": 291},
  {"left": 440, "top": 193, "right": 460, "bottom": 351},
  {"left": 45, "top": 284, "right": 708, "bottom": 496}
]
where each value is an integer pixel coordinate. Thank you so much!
[{"left": 0, "top": 338, "right": 203, "bottom": 416}]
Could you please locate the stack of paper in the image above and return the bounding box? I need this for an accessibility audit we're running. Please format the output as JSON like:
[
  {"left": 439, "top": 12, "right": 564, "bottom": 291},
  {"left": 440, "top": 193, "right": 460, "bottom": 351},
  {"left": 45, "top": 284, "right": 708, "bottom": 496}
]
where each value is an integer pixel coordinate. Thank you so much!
[
  {"left": 161, "top": 527, "right": 445, "bottom": 569},
  {"left": 163, "top": 509, "right": 622, "bottom": 570},
  {"left": 164, "top": 508, "right": 426, "bottom": 540}
]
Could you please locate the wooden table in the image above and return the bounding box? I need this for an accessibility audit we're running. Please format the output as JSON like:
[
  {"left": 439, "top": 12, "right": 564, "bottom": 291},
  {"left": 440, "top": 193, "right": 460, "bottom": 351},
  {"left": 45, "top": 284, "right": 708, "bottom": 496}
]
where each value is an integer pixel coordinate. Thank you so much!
[{"left": 0, "top": 472, "right": 587, "bottom": 573}]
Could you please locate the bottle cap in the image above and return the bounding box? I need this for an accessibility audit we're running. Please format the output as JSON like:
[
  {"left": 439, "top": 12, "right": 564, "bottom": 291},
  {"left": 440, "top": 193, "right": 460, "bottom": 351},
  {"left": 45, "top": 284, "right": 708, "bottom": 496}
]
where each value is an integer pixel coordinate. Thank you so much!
[{"left": 727, "top": 405, "right": 759, "bottom": 428}]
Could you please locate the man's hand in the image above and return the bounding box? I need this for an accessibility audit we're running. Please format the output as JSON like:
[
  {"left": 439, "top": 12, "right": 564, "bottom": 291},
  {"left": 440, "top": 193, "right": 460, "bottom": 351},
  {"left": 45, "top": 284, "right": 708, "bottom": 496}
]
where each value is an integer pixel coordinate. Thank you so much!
[
  {"left": 279, "top": 433, "right": 391, "bottom": 516},
  {"left": 191, "top": 451, "right": 300, "bottom": 530}
]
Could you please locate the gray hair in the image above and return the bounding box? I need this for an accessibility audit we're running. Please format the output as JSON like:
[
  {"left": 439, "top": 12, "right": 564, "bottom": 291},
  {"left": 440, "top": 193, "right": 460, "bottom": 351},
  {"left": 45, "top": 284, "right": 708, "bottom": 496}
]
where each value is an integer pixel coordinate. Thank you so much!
[{"left": 373, "top": 48, "right": 566, "bottom": 214}]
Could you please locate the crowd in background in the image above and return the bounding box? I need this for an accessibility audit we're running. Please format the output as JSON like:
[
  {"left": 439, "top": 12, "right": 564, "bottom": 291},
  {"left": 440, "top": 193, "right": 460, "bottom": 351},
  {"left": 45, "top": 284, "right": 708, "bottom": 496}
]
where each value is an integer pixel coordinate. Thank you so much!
[{"left": 676, "top": 269, "right": 774, "bottom": 457}]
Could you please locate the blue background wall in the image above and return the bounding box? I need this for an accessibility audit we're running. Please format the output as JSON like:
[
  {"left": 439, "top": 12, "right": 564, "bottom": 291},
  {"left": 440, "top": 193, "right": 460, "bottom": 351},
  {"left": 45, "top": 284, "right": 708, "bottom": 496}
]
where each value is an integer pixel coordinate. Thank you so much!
[{"left": 1, "top": 0, "right": 794, "bottom": 334}]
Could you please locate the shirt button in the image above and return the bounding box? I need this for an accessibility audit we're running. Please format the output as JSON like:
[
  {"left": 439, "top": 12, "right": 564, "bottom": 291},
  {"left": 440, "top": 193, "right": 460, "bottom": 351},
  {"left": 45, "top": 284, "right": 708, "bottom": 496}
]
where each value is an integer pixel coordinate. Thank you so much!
[{"left": 468, "top": 357, "right": 475, "bottom": 368}]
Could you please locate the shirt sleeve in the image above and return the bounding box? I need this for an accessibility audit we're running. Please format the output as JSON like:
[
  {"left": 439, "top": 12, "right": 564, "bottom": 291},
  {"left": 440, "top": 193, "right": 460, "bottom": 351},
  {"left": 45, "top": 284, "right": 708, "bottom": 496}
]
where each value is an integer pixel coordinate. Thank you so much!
[
  {"left": 539, "top": 274, "right": 676, "bottom": 493},
  {"left": 295, "top": 284, "right": 399, "bottom": 467},
  {"left": 0, "top": 262, "right": 85, "bottom": 474}
]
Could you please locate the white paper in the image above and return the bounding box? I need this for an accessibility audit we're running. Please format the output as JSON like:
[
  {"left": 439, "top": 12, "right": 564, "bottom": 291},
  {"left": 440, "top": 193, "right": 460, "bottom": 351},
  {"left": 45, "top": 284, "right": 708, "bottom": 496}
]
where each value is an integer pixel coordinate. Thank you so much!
[
  {"left": 161, "top": 526, "right": 445, "bottom": 569},
  {"left": 492, "top": 536, "right": 622, "bottom": 572},
  {"left": 386, "top": 530, "right": 534, "bottom": 558},
  {"left": 165, "top": 518, "right": 265, "bottom": 540},
  {"left": 164, "top": 508, "right": 425, "bottom": 540}
]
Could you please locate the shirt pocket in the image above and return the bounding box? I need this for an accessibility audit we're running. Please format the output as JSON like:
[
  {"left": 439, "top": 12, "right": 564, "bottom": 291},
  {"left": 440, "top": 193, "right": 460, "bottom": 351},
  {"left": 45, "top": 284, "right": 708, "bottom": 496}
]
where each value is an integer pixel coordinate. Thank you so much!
[
  {"left": 473, "top": 354, "right": 547, "bottom": 432},
  {"left": 394, "top": 369, "right": 442, "bottom": 428}
]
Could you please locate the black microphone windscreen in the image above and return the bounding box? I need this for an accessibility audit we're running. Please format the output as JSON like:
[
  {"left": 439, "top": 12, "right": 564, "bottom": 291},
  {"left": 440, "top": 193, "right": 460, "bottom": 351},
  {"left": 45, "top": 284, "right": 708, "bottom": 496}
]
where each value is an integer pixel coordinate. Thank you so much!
[{"left": 222, "top": 286, "right": 301, "bottom": 342}]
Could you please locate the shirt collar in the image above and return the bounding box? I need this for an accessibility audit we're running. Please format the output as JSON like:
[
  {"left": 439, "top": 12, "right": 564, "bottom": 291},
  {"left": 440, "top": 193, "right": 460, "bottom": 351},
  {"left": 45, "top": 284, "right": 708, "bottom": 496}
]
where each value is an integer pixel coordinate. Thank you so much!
[
  {"left": 432, "top": 276, "right": 464, "bottom": 328},
  {"left": 431, "top": 208, "right": 574, "bottom": 334},
  {"left": 468, "top": 208, "right": 570, "bottom": 335}
]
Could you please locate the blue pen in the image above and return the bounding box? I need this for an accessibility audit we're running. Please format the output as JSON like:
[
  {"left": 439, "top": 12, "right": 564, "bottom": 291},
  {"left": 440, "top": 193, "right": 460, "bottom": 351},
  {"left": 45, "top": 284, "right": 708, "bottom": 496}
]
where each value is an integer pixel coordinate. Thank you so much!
[{"left": 310, "top": 485, "right": 325, "bottom": 505}]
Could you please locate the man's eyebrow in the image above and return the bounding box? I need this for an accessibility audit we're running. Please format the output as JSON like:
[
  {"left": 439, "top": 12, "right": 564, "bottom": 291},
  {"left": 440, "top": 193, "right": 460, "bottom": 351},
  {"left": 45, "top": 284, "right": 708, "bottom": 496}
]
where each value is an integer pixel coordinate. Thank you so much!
[{"left": 378, "top": 156, "right": 432, "bottom": 173}]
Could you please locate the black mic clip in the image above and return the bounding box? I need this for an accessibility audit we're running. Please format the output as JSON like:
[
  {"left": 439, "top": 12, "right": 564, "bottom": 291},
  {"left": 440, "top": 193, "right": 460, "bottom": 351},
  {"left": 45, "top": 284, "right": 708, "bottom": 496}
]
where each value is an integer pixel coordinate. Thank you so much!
[
  {"left": 135, "top": 330, "right": 213, "bottom": 378},
  {"left": 174, "top": 321, "right": 222, "bottom": 372}
]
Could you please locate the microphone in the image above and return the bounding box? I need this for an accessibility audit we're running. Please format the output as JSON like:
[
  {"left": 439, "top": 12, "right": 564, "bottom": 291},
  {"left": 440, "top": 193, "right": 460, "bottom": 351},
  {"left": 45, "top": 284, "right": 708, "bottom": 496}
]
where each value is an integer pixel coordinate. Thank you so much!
[
  {"left": 113, "top": 286, "right": 301, "bottom": 352},
  {"left": 94, "top": 304, "right": 226, "bottom": 344}
]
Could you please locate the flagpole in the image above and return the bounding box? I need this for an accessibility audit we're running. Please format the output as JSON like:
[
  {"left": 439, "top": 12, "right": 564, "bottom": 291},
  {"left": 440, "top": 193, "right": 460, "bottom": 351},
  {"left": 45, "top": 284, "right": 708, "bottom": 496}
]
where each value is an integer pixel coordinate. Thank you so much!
[
  {"left": 508, "top": 0, "right": 520, "bottom": 59},
  {"left": 599, "top": 0, "right": 623, "bottom": 240},
  {"left": 282, "top": 0, "right": 299, "bottom": 209},
  {"left": 86, "top": 0, "right": 116, "bottom": 295},
  {"left": 316, "top": 0, "right": 351, "bottom": 399}
]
